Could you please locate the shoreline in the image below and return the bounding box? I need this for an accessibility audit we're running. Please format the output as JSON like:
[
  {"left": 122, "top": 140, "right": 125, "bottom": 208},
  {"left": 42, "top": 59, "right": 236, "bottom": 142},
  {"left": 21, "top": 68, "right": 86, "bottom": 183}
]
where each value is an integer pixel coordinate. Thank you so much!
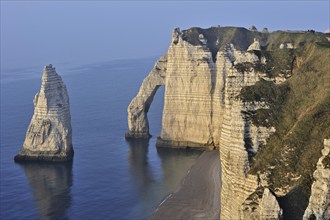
[
  {"left": 152, "top": 150, "right": 221, "bottom": 220},
  {"left": 156, "top": 137, "right": 216, "bottom": 151}
]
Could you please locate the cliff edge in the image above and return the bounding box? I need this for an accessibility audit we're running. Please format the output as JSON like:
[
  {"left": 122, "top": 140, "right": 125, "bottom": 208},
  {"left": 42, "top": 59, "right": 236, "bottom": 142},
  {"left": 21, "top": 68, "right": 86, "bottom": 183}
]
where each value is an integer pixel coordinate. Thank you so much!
[{"left": 303, "top": 139, "right": 330, "bottom": 220}]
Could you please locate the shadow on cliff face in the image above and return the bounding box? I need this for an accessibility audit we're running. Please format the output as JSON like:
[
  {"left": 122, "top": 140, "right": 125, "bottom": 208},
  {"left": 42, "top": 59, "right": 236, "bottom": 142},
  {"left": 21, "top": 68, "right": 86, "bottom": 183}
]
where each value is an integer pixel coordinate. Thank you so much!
[
  {"left": 18, "top": 161, "right": 73, "bottom": 220},
  {"left": 277, "top": 185, "right": 310, "bottom": 220}
]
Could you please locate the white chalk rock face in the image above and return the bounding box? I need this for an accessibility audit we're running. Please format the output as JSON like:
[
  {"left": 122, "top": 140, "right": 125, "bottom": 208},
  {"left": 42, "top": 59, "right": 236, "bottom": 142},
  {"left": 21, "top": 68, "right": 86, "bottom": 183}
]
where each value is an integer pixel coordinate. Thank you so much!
[
  {"left": 125, "top": 55, "right": 167, "bottom": 139},
  {"left": 126, "top": 29, "right": 271, "bottom": 152},
  {"left": 15, "top": 64, "right": 73, "bottom": 161},
  {"left": 241, "top": 188, "right": 282, "bottom": 219},
  {"left": 218, "top": 46, "right": 279, "bottom": 219},
  {"left": 303, "top": 139, "right": 330, "bottom": 220},
  {"left": 247, "top": 38, "right": 261, "bottom": 52},
  {"left": 259, "top": 188, "right": 282, "bottom": 218},
  {"left": 157, "top": 28, "right": 223, "bottom": 150}
]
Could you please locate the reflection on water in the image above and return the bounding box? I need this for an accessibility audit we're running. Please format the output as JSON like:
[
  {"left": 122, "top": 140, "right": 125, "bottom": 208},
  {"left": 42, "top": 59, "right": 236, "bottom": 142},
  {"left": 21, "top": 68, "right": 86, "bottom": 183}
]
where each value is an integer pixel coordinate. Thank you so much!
[
  {"left": 1, "top": 58, "right": 203, "bottom": 220},
  {"left": 126, "top": 139, "right": 157, "bottom": 219},
  {"left": 127, "top": 139, "right": 155, "bottom": 191},
  {"left": 156, "top": 147, "right": 202, "bottom": 192},
  {"left": 18, "top": 162, "right": 73, "bottom": 220},
  {"left": 126, "top": 140, "right": 202, "bottom": 219}
]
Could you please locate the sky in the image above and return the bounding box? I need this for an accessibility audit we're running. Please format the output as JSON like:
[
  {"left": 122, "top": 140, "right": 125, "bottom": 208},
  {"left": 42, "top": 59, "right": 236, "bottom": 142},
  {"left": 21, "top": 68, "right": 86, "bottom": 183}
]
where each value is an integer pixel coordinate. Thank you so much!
[{"left": 1, "top": 1, "right": 329, "bottom": 71}]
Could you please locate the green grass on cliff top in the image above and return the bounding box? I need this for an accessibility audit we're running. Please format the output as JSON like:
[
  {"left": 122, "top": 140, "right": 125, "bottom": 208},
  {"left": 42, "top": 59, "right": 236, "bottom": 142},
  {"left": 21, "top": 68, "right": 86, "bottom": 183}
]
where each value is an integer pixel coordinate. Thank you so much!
[
  {"left": 247, "top": 43, "right": 330, "bottom": 219},
  {"left": 184, "top": 26, "right": 329, "bottom": 219},
  {"left": 181, "top": 26, "right": 328, "bottom": 52}
]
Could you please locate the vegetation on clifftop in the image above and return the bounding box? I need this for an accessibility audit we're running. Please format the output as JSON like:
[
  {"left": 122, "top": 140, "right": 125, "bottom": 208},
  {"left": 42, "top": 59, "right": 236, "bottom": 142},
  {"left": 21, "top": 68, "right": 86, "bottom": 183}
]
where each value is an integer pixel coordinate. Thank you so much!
[
  {"left": 182, "top": 26, "right": 329, "bottom": 219},
  {"left": 234, "top": 46, "right": 297, "bottom": 78},
  {"left": 244, "top": 43, "right": 330, "bottom": 219},
  {"left": 240, "top": 79, "right": 290, "bottom": 127},
  {"left": 180, "top": 26, "right": 328, "bottom": 63}
]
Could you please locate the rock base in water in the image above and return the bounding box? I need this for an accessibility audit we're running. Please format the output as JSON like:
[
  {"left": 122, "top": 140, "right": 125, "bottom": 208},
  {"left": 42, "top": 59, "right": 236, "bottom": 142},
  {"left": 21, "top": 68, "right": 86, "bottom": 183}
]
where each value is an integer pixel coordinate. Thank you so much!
[
  {"left": 14, "top": 147, "right": 74, "bottom": 162},
  {"left": 125, "top": 132, "right": 151, "bottom": 139},
  {"left": 156, "top": 137, "right": 215, "bottom": 151}
]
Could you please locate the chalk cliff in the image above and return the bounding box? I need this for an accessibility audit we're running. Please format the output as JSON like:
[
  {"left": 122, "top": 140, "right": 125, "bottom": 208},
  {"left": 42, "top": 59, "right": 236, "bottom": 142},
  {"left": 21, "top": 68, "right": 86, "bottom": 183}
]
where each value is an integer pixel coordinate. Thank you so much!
[
  {"left": 157, "top": 28, "right": 224, "bottom": 150},
  {"left": 15, "top": 64, "right": 73, "bottom": 161},
  {"left": 126, "top": 29, "right": 223, "bottom": 149},
  {"left": 217, "top": 44, "right": 282, "bottom": 219},
  {"left": 303, "top": 139, "right": 330, "bottom": 220},
  {"left": 127, "top": 26, "right": 330, "bottom": 219}
]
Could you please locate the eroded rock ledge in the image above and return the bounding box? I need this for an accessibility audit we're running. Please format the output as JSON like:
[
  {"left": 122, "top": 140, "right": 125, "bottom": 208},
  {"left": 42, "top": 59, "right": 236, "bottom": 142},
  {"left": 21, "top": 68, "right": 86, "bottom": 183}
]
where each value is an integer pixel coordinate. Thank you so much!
[
  {"left": 303, "top": 139, "right": 330, "bottom": 220},
  {"left": 15, "top": 64, "right": 73, "bottom": 162}
]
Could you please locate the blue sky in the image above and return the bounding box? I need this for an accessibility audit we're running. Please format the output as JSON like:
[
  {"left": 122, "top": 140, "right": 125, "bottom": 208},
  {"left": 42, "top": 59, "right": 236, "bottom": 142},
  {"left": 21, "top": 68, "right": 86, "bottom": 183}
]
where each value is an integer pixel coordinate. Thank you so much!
[{"left": 1, "top": 1, "right": 329, "bottom": 71}]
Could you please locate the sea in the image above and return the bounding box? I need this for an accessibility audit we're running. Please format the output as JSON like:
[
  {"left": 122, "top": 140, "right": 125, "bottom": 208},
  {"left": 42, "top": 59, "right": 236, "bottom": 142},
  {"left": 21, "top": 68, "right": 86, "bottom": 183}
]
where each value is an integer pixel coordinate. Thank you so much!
[{"left": 0, "top": 58, "right": 202, "bottom": 220}]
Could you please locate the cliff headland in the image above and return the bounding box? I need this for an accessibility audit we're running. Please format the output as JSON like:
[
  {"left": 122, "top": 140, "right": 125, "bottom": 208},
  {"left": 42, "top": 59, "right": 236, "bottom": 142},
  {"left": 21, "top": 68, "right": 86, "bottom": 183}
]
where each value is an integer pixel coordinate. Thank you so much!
[{"left": 127, "top": 26, "right": 330, "bottom": 219}]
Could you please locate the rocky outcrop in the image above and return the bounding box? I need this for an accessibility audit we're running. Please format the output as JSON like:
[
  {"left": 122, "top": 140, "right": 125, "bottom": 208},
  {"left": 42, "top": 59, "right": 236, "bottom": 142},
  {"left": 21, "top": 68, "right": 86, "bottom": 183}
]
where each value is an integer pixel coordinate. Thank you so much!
[
  {"left": 125, "top": 55, "right": 167, "bottom": 139},
  {"left": 303, "top": 139, "right": 330, "bottom": 220},
  {"left": 259, "top": 188, "right": 282, "bottom": 218},
  {"left": 262, "top": 28, "right": 269, "bottom": 33},
  {"left": 279, "top": 42, "right": 294, "bottom": 49},
  {"left": 241, "top": 188, "right": 282, "bottom": 219},
  {"left": 247, "top": 38, "right": 261, "bottom": 52},
  {"left": 15, "top": 64, "right": 73, "bottom": 161},
  {"left": 198, "top": 34, "right": 207, "bottom": 45}
]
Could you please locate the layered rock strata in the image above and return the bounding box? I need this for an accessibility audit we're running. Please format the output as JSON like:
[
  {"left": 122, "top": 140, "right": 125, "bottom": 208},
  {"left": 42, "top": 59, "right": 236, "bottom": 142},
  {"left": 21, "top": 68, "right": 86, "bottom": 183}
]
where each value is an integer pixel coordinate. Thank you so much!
[
  {"left": 157, "top": 29, "right": 223, "bottom": 150},
  {"left": 15, "top": 64, "right": 73, "bottom": 162},
  {"left": 127, "top": 28, "right": 224, "bottom": 149},
  {"left": 218, "top": 46, "right": 281, "bottom": 219},
  {"left": 303, "top": 139, "right": 330, "bottom": 220}
]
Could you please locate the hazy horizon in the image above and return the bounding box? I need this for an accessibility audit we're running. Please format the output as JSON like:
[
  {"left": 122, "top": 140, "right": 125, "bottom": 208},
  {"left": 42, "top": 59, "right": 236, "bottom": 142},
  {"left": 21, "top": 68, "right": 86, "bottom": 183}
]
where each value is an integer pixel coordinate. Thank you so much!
[{"left": 1, "top": 1, "right": 329, "bottom": 72}]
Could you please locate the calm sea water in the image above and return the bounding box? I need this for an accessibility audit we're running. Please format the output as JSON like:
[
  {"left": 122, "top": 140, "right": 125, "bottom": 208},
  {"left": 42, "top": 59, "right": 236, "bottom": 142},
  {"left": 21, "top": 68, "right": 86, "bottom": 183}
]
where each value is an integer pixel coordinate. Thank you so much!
[{"left": 0, "top": 58, "right": 202, "bottom": 220}]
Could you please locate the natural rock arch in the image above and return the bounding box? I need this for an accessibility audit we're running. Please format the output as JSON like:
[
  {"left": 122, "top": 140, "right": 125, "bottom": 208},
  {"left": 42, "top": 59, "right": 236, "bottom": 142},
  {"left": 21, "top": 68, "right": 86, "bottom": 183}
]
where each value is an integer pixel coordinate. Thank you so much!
[{"left": 125, "top": 55, "right": 167, "bottom": 139}]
